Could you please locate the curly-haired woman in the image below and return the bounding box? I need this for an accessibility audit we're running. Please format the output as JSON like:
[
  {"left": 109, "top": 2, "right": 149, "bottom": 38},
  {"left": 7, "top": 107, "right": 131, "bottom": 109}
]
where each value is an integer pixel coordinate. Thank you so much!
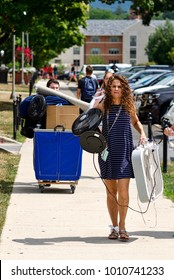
[{"left": 94, "top": 74, "right": 146, "bottom": 241}]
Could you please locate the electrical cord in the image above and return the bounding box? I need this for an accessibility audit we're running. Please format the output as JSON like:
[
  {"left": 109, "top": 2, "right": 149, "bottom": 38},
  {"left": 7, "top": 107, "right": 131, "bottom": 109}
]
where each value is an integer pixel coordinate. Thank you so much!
[
  {"left": 137, "top": 193, "right": 158, "bottom": 228},
  {"left": 92, "top": 143, "right": 160, "bottom": 216}
]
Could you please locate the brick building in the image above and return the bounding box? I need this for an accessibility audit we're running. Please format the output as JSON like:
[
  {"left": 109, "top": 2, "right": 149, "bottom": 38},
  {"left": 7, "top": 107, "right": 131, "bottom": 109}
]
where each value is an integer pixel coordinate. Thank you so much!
[{"left": 52, "top": 19, "right": 172, "bottom": 70}]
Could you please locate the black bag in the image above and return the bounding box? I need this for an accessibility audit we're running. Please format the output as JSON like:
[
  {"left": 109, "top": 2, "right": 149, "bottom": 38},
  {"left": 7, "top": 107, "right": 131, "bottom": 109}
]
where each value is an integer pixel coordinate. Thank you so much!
[
  {"left": 19, "top": 94, "right": 72, "bottom": 138},
  {"left": 20, "top": 117, "right": 37, "bottom": 139},
  {"left": 19, "top": 95, "right": 46, "bottom": 138}
]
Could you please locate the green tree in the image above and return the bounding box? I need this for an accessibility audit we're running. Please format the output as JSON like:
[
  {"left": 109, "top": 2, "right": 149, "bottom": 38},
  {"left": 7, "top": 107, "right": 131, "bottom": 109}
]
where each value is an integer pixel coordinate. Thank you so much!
[
  {"left": 145, "top": 19, "right": 174, "bottom": 64},
  {"left": 99, "top": 1, "right": 174, "bottom": 25},
  {"left": 86, "top": 55, "right": 106, "bottom": 64},
  {"left": 1, "top": 0, "right": 174, "bottom": 67},
  {"left": 0, "top": 0, "right": 89, "bottom": 67},
  {"left": 90, "top": 7, "right": 118, "bottom": 19},
  {"left": 168, "top": 48, "right": 174, "bottom": 65},
  {"left": 115, "top": 6, "right": 125, "bottom": 16},
  {"left": 89, "top": 6, "right": 129, "bottom": 19}
]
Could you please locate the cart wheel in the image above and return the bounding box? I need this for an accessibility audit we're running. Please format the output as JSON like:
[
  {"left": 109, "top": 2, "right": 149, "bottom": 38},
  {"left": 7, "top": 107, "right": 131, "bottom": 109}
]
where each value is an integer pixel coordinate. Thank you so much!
[
  {"left": 70, "top": 185, "right": 76, "bottom": 194},
  {"left": 39, "top": 185, "right": 44, "bottom": 193},
  {"left": 45, "top": 183, "right": 51, "bottom": 186}
]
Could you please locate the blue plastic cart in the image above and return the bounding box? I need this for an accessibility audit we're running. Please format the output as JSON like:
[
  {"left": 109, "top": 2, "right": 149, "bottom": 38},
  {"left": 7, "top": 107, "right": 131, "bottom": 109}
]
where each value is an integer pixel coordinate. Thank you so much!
[{"left": 33, "top": 127, "right": 82, "bottom": 193}]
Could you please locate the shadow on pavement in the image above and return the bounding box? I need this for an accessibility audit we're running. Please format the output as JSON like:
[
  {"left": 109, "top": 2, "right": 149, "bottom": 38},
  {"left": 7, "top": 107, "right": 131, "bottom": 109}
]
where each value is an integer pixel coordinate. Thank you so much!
[
  {"left": 12, "top": 230, "right": 174, "bottom": 246},
  {"left": 12, "top": 236, "right": 137, "bottom": 245},
  {"left": 12, "top": 182, "right": 76, "bottom": 194}
]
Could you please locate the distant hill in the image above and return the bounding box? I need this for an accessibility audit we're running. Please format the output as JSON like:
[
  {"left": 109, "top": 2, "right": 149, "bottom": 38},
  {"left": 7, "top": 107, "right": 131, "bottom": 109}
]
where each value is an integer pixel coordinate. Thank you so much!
[{"left": 90, "top": 0, "right": 132, "bottom": 12}]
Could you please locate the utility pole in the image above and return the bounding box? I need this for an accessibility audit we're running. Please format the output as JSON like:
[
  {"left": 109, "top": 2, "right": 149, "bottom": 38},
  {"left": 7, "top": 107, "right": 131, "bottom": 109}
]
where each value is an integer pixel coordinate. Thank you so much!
[
  {"left": 12, "top": 33, "right": 16, "bottom": 101},
  {"left": 21, "top": 31, "right": 25, "bottom": 84},
  {"left": 12, "top": 33, "right": 17, "bottom": 140},
  {"left": 26, "top": 32, "right": 29, "bottom": 48}
]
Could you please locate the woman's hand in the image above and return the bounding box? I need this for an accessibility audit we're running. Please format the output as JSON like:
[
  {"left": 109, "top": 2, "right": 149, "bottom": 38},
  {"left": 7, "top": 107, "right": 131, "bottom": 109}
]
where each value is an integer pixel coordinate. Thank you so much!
[
  {"left": 164, "top": 127, "right": 174, "bottom": 136},
  {"left": 95, "top": 88, "right": 105, "bottom": 97},
  {"left": 139, "top": 132, "right": 147, "bottom": 144}
]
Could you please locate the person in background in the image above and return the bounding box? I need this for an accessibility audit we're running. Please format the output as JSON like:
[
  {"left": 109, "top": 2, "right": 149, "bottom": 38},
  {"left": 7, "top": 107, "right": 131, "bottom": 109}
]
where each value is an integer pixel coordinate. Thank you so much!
[
  {"left": 93, "top": 74, "right": 146, "bottom": 241},
  {"left": 101, "top": 69, "right": 115, "bottom": 89},
  {"left": 89, "top": 69, "right": 114, "bottom": 108},
  {"left": 42, "top": 78, "right": 60, "bottom": 186},
  {"left": 67, "top": 64, "right": 77, "bottom": 85},
  {"left": 47, "top": 64, "right": 53, "bottom": 79},
  {"left": 53, "top": 65, "right": 59, "bottom": 79},
  {"left": 77, "top": 65, "right": 99, "bottom": 104},
  {"left": 111, "top": 63, "right": 119, "bottom": 73},
  {"left": 42, "top": 65, "right": 48, "bottom": 79},
  {"left": 46, "top": 78, "right": 60, "bottom": 90},
  {"left": 29, "top": 69, "right": 42, "bottom": 96}
]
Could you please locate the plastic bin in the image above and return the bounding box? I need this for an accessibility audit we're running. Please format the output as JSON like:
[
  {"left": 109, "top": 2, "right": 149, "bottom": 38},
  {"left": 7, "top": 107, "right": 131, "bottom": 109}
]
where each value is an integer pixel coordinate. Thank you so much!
[{"left": 33, "top": 129, "right": 83, "bottom": 192}]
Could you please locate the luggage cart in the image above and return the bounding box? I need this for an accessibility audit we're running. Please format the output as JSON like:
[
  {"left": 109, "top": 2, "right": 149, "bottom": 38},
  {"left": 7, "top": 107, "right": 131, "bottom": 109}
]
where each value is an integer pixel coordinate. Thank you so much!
[{"left": 33, "top": 127, "right": 82, "bottom": 193}]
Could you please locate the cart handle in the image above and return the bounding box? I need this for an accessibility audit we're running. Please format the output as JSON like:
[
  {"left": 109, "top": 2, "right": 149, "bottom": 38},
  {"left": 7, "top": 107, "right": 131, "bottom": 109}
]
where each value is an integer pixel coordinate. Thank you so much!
[{"left": 54, "top": 125, "right": 65, "bottom": 131}]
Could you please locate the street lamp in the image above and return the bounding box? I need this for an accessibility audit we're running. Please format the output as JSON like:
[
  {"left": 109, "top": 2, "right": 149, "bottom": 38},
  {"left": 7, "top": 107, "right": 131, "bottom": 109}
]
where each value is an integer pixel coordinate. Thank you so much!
[
  {"left": 21, "top": 11, "right": 27, "bottom": 84},
  {"left": 12, "top": 33, "right": 17, "bottom": 140},
  {"left": 0, "top": 50, "right": 4, "bottom": 66},
  {"left": 21, "top": 31, "right": 25, "bottom": 84}
]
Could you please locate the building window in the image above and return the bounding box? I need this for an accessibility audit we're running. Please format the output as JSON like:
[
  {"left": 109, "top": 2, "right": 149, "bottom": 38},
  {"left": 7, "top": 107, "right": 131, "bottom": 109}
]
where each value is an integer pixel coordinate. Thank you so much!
[
  {"left": 109, "top": 60, "right": 119, "bottom": 64},
  {"left": 130, "top": 35, "right": 137, "bottom": 46},
  {"left": 54, "top": 59, "right": 61, "bottom": 64},
  {"left": 73, "top": 47, "right": 80, "bottom": 55},
  {"left": 90, "top": 48, "right": 100, "bottom": 54},
  {"left": 130, "top": 49, "right": 136, "bottom": 59},
  {"left": 130, "top": 60, "right": 136, "bottom": 65},
  {"left": 91, "top": 36, "right": 100, "bottom": 42},
  {"left": 109, "top": 37, "right": 119, "bottom": 42},
  {"left": 109, "top": 48, "right": 119, "bottom": 54},
  {"left": 73, "top": 60, "right": 80, "bottom": 66}
]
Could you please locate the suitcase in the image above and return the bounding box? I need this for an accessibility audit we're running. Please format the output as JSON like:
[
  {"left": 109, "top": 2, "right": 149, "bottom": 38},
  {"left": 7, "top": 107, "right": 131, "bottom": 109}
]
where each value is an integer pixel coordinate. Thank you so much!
[{"left": 33, "top": 127, "right": 82, "bottom": 193}]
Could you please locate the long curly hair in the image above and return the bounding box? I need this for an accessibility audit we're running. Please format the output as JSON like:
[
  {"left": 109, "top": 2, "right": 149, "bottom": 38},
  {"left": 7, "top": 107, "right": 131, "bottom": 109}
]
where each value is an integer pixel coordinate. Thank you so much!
[{"left": 104, "top": 74, "right": 136, "bottom": 116}]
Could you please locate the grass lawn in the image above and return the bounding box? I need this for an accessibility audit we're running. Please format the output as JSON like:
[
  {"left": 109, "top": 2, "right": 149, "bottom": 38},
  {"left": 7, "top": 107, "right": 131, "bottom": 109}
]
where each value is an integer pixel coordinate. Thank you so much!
[
  {"left": 0, "top": 80, "right": 28, "bottom": 235},
  {"left": 162, "top": 163, "right": 174, "bottom": 202}
]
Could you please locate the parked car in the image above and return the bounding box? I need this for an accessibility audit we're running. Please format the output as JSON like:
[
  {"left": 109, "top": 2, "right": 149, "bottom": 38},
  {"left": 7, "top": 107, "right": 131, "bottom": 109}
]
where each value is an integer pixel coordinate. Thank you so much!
[
  {"left": 119, "top": 65, "right": 173, "bottom": 79},
  {"left": 58, "top": 70, "right": 79, "bottom": 81},
  {"left": 79, "top": 64, "right": 109, "bottom": 80},
  {"left": 119, "top": 65, "right": 147, "bottom": 78},
  {"left": 131, "top": 73, "right": 167, "bottom": 91},
  {"left": 109, "top": 63, "right": 132, "bottom": 73},
  {"left": 138, "top": 86, "right": 174, "bottom": 124},
  {"left": 95, "top": 73, "right": 104, "bottom": 87},
  {"left": 133, "top": 71, "right": 174, "bottom": 97},
  {"left": 128, "top": 69, "right": 171, "bottom": 84}
]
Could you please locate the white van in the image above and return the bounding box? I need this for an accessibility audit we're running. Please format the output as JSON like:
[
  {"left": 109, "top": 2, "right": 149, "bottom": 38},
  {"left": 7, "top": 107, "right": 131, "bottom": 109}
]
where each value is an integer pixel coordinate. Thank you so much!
[{"left": 79, "top": 64, "right": 109, "bottom": 80}]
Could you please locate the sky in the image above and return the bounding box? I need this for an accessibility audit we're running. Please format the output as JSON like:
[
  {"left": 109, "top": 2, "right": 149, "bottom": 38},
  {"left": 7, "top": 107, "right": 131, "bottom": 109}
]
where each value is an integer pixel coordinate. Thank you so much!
[{"left": 90, "top": 0, "right": 132, "bottom": 12}]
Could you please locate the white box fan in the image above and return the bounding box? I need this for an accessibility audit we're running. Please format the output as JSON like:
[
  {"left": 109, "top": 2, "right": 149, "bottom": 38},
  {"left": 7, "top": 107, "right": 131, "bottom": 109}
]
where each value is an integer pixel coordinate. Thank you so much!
[{"left": 132, "top": 142, "right": 164, "bottom": 203}]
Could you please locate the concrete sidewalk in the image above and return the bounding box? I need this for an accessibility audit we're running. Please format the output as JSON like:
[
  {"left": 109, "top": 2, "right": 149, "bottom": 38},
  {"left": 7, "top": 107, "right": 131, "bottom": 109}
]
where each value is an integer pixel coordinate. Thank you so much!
[{"left": 0, "top": 80, "right": 174, "bottom": 260}]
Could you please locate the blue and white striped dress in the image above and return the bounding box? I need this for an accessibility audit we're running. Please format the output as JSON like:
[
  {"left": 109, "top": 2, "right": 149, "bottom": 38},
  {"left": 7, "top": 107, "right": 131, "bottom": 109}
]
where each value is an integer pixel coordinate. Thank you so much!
[{"left": 99, "top": 104, "right": 134, "bottom": 179}]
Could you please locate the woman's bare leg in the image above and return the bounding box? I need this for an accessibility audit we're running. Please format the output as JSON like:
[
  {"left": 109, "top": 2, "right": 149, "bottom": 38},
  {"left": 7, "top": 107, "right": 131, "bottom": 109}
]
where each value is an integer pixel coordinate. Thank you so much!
[
  {"left": 104, "top": 178, "right": 130, "bottom": 229},
  {"left": 104, "top": 179, "right": 118, "bottom": 227},
  {"left": 117, "top": 178, "right": 130, "bottom": 231}
]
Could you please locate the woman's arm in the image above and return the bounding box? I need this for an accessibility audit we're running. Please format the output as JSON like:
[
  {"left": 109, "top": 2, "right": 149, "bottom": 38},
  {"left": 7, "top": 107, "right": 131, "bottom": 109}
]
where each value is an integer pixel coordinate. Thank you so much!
[
  {"left": 92, "top": 99, "right": 104, "bottom": 111},
  {"left": 131, "top": 113, "right": 146, "bottom": 143}
]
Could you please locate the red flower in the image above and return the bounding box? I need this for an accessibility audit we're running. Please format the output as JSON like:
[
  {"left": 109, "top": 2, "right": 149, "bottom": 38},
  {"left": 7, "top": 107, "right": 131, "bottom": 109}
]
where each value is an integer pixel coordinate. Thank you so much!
[{"left": 15, "top": 46, "right": 32, "bottom": 64}]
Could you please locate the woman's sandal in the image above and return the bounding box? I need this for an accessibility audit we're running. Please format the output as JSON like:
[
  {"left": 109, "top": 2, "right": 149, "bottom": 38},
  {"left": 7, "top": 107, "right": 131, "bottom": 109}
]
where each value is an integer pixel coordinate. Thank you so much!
[
  {"left": 119, "top": 230, "right": 129, "bottom": 241},
  {"left": 108, "top": 226, "right": 119, "bottom": 240}
]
